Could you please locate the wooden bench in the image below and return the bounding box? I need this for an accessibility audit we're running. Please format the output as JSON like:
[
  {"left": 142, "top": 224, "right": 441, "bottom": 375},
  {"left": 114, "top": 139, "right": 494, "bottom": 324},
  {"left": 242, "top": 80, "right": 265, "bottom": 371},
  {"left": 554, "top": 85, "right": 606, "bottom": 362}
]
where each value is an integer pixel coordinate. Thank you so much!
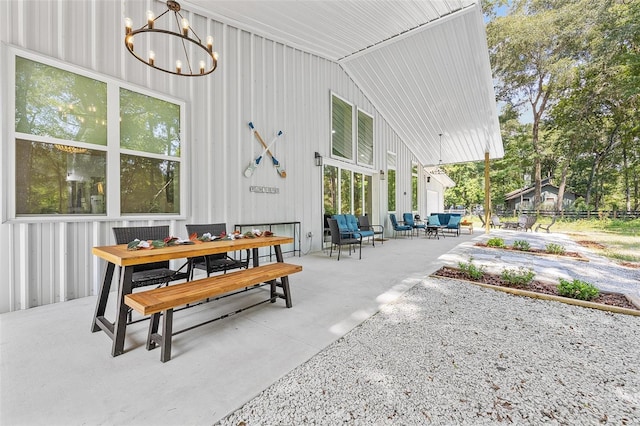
[{"left": 124, "top": 262, "right": 302, "bottom": 362}]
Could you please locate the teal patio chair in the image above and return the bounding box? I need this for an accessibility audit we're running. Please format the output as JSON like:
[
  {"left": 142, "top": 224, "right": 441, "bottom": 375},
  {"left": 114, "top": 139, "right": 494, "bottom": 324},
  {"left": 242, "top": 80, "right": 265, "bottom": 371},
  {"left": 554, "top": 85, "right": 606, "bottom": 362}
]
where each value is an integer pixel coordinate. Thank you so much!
[
  {"left": 389, "top": 213, "right": 412, "bottom": 238},
  {"left": 403, "top": 213, "right": 426, "bottom": 237}
]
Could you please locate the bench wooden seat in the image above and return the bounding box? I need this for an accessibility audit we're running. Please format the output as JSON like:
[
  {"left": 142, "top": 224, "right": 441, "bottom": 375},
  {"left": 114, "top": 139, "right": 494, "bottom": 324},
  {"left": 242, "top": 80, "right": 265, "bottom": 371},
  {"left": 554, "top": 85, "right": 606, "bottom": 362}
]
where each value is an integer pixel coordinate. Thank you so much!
[{"left": 124, "top": 262, "right": 302, "bottom": 362}]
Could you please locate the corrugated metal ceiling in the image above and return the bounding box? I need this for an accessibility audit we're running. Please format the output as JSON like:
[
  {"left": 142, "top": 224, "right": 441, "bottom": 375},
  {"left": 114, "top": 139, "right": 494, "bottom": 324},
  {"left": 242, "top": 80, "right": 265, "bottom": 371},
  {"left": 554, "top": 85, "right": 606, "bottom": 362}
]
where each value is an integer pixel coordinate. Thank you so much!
[{"left": 186, "top": 0, "right": 503, "bottom": 165}]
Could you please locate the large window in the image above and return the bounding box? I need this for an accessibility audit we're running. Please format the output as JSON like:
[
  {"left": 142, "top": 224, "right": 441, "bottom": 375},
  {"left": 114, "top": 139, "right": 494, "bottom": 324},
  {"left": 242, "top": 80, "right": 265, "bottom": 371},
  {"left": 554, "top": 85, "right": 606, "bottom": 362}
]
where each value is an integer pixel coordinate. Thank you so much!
[
  {"left": 10, "top": 51, "right": 184, "bottom": 218},
  {"left": 331, "top": 94, "right": 353, "bottom": 160},
  {"left": 412, "top": 164, "right": 419, "bottom": 211},
  {"left": 357, "top": 109, "right": 373, "bottom": 166},
  {"left": 323, "top": 165, "right": 372, "bottom": 217},
  {"left": 387, "top": 152, "right": 397, "bottom": 211}
]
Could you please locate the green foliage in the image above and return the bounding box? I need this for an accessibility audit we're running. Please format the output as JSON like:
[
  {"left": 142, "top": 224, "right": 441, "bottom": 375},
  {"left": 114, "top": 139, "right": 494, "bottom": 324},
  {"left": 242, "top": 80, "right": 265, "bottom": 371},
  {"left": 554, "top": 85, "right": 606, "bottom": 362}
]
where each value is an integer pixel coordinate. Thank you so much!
[
  {"left": 512, "top": 239, "right": 531, "bottom": 251},
  {"left": 557, "top": 278, "right": 600, "bottom": 301},
  {"left": 500, "top": 267, "right": 535, "bottom": 287},
  {"left": 545, "top": 243, "right": 566, "bottom": 255},
  {"left": 486, "top": 237, "right": 506, "bottom": 248},
  {"left": 460, "top": 0, "right": 640, "bottom": 214},
  {"left": 458, "top": 258, "right": 485, "bottom": 280}
]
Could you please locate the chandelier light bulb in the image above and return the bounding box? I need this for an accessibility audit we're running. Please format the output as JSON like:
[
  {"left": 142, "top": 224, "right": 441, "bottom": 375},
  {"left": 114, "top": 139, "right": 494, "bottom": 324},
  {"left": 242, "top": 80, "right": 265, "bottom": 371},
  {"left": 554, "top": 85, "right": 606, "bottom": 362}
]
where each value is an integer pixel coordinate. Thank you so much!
[
  {"left": 181, "top": 18, "right": 189, "bottom": 36},
  {"left": 124, "top": 18, "right": 132, "bottom": 34},
  {"left": 206, "top": 36, "right": 213, "bottom": 52},
  {"left": 149, "top": 50, "right": 155, "bottom": 66},
  {"left": 176, "top": 60, "right": 182, "bottom": 74},
  {"left": 199, "top": 60, "right": 205, "bottom": 74},
  {"left": 146, "top": 10, "right": 155, "bottom": 29}
]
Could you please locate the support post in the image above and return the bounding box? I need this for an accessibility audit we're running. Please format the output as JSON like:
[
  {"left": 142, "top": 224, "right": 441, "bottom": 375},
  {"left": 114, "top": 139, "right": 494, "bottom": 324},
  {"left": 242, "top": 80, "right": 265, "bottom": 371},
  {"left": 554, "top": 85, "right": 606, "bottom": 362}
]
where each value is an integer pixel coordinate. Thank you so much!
[{"left": 484, "top": 151, "right": 491, "bottom": 234}]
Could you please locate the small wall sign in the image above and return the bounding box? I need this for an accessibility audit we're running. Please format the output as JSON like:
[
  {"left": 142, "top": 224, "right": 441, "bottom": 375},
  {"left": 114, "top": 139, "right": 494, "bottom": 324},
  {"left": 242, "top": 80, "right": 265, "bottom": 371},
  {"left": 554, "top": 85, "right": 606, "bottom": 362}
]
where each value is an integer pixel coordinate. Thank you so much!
[{"left": 250, "top": 185, "right": 279, "bottom": 194}]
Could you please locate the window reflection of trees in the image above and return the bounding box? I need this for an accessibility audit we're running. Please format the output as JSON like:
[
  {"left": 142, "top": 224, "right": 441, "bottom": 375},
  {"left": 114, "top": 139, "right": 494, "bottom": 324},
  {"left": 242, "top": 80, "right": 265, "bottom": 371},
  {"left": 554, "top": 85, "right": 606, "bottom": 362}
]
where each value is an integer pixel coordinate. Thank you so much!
[{"left": 16, "top": 140, "right": 106, "bottom": 215}]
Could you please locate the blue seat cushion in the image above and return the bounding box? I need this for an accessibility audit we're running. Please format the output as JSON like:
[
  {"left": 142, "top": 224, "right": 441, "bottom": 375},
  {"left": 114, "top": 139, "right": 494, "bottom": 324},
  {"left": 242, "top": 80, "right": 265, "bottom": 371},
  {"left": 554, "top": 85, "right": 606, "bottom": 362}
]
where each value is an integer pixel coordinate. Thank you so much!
[
  {"left": 428, "top": 215, "right": 441, "bottom": 226},
  {"left": 447, "top": 215, "right": 461, "bottom": 228}
]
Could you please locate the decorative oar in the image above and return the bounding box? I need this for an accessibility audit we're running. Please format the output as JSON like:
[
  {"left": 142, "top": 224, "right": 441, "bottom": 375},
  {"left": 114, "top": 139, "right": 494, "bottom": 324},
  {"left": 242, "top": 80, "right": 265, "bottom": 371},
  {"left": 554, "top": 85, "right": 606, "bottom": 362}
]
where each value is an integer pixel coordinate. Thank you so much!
[
  {"left": 243, "top": 130, "right": 283, "bottom": 178},
  {"left": 248, "top": 122, "right": 286, "bottom": 178}
]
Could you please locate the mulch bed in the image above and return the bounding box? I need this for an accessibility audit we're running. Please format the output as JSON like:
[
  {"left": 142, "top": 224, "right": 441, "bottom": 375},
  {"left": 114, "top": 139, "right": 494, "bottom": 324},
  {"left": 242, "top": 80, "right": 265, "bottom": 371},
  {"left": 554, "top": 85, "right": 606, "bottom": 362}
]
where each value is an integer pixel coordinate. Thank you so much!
[
  {"left": 433, "top": 266, "right": 638, "bottom": 311},
  {"left": 474, "top": 242, "right": 586, "bottom": 260}
]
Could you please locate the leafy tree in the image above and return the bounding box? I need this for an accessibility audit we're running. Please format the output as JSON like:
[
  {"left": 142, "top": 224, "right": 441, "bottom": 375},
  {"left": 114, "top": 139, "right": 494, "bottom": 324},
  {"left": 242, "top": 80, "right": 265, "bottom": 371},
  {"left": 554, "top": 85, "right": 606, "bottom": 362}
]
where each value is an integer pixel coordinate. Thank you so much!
[{"left": 486, "top": 0, "right": 605, "bottom": 208}]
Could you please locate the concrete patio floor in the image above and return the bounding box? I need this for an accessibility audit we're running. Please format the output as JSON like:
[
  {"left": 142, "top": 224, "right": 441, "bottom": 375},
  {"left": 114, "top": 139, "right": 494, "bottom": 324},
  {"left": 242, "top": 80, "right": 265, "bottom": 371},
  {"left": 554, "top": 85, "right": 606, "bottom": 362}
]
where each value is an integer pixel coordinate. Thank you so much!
[
  {"left": 1, "top": 230, "right": 473, "bottom": 425},
  {"left": 1, "top": 228, "right": 637, "bottom": 425}
]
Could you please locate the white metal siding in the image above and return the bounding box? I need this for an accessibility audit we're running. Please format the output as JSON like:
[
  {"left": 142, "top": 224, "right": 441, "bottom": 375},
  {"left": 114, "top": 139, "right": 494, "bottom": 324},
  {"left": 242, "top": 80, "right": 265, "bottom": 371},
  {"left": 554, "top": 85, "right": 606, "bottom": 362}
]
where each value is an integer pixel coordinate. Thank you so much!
[{"left": 0, "top": 0, "right": 419, "bottom": 312}]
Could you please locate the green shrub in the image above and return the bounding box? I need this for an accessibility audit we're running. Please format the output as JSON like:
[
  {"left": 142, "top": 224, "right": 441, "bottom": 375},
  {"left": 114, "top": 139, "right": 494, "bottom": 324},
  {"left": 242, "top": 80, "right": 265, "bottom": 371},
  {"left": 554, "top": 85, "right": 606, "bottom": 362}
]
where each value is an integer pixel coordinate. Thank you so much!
[
  {"left": 458, "top": 257, "right": 485, "bottom": 280},
  {"left": 486, "top": 237, "right": 505, "bottom": 248},
  {"left": 500, "top": 267, "right": 535, "bottom": 286},
  {"left": 512, "top": 240, "right": 531, "bottom": 251},
  {"left": 545, "top": 243, "right": 566, "bottom": 255},
  {"left": 557, "top": 278, "right": 600, "bottom": 301}
]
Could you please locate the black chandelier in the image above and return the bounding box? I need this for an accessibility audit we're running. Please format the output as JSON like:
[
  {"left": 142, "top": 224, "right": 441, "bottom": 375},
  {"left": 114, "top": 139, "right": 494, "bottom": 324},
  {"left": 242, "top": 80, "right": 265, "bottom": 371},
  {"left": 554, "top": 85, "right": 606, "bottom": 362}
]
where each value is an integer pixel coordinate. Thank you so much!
[{"left": 124, "top": 0, "right": 218, "bottom": 76}]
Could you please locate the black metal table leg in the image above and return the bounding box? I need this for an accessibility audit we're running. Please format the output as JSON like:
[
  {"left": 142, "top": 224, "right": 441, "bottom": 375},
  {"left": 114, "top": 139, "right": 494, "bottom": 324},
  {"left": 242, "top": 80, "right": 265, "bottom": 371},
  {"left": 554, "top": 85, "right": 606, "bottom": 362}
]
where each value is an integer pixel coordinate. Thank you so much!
[
  {"left": 160, "top": 309, "right": 173, "bottom": 363},
  {"left": 92, "top": 262, "right": 115, "bottom": 332},
  {"left": 111, "top": 266, "right": 133, "bottom": 357}
]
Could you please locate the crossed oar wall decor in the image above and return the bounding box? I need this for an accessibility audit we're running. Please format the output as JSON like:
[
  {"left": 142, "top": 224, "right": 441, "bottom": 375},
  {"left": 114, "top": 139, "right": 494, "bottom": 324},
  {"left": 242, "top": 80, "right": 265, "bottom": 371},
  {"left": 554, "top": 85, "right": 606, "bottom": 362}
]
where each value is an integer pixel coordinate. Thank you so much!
[{"left": 246, "top": 122, "right": 286, "bottom": 178}]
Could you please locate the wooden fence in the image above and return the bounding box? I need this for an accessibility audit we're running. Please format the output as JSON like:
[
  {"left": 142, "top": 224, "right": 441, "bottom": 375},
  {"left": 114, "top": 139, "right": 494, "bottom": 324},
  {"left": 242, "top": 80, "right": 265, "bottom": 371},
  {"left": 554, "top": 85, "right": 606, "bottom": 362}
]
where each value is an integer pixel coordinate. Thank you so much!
[{"left": 496, "top": 209, "right": 640, "bottom": 220}]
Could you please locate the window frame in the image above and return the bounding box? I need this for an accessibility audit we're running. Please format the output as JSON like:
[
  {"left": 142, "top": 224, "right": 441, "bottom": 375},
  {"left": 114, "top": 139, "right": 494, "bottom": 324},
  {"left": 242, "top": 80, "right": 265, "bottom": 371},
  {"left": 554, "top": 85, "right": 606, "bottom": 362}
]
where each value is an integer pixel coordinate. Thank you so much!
[
  {"left": 330, "top": 92, "right": 354, "bottom": 163},
  {"left": 356, "top": 108, "right": 374, "bottom": 167},
  {"left": 387, "top": 152, "right": 397, "bottom": 212},
  {"left": 4, "top": 45, "right": 187, "bottom": 223}
]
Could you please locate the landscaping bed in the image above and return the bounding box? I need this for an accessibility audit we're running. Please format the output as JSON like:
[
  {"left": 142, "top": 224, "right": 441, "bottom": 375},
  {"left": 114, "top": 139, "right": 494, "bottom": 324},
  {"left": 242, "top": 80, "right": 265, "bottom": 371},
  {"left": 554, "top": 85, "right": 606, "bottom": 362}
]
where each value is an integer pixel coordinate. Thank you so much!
[
  {"left": 433, "top": 266, "right": 639, "bottom": 313},
  {"left": 474, "top": 242, "right": 588, "bottom": 261}
]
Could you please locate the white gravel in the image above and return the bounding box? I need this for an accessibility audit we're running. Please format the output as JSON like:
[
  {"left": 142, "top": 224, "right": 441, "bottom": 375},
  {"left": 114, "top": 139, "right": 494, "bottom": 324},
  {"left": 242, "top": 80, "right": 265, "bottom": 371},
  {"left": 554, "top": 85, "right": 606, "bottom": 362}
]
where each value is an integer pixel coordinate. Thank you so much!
[{"left": 218, "top": 277, "right": 640, "bottom": 425}]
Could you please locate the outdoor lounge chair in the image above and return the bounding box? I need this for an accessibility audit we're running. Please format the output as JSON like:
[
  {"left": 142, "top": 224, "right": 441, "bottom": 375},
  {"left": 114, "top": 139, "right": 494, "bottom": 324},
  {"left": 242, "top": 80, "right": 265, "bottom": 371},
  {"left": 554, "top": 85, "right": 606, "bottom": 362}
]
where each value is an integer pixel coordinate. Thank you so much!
[
  {"left": 490, "top": 215, "right": 503, "bottom": 228},
  {"left": 389, "top": 213, "right": 412, "bottom": 238},
  {"left": 358, "top": 215, "right": 384, "bottom": 244},
  {"left": 520, "top": 215, "right": 537, "bottom": 232},
  {"left": 185, "top": 223, "right": 249, "bottom": 278},
  {"left": 327, "top": 218, "right": 362, "bottom": 260},
  {"left": 403, "top": 213, "right": 426, "bottom": 237}
]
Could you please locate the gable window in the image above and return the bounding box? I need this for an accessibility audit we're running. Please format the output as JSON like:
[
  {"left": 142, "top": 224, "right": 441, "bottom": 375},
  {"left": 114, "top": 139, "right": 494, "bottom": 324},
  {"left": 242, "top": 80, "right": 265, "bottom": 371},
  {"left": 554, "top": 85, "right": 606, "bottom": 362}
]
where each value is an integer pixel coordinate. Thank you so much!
[
  {"left": 9, "top": 49, "right": 184, "bottom": 219},
  {"left": 331, "top": 94, "right": 353, "bottom": 161},
  {"left": 357, "top": 109, "right": 373, "bottom": 166}
]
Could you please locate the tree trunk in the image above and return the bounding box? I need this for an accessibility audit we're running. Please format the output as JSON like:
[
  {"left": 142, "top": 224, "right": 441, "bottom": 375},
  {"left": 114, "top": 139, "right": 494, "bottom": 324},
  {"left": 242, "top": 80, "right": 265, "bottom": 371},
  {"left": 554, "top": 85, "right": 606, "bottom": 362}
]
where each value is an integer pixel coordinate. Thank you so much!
[
  {"left": 556, "top": 162, "right": 569, "bottom": 212},
  {"left": 623, "top": 142, "right": 630, "bottom": 212}
]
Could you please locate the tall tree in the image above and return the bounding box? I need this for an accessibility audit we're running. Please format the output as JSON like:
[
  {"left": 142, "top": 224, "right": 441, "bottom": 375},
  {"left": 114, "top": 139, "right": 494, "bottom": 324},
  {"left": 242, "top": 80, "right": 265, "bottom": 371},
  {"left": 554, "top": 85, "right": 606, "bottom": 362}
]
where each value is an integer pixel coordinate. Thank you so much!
[{"left": 486, "top": 0, "right": 602, "bottom": 209}]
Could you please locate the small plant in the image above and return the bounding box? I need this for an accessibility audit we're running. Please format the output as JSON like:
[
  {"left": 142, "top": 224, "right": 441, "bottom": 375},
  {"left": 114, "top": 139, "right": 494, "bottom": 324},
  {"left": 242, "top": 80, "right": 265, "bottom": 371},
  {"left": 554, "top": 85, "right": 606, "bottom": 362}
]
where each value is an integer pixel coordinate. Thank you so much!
[
  {"left": 512, "top": 240, "right": 531, "bottom": 251},
  {"left": 500, "top": 267, "right": 535, "bottom": 286},
  {"left": 557, "top": 278, "right": 600, "bottom": 301},
  {"left": 545, "top": 243, "right": 566, "bottom": 255},
  {"left": 458, "top": 257, "right": 485, "bottom": 280},
  {"left": 486, "top": 237, "right": 505, "bottom": 248}
]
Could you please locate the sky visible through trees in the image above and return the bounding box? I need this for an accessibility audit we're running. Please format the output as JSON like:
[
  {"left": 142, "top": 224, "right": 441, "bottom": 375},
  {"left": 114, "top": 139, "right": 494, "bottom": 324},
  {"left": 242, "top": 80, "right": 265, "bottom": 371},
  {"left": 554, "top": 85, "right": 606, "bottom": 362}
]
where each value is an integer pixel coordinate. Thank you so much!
[{"left": 445, "top": 0, "right": 639, "bottom": 213}]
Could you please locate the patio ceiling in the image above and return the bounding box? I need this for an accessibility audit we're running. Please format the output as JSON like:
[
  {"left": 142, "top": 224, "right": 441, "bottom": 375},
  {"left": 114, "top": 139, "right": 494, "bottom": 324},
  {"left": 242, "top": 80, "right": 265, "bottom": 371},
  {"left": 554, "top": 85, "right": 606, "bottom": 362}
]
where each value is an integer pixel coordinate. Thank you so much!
[{"left": 186, "top": 0, "right": 504, "bottom": 166}]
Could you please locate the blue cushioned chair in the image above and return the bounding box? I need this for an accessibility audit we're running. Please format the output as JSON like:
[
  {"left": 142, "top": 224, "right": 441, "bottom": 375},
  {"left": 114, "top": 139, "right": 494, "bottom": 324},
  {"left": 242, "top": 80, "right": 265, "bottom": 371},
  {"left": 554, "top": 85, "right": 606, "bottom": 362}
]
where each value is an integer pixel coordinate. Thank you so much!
[
  {"left": 403, "top": 213, "right": 426, "bottom": 237},
  {"left": 333, "top": 214, "right": 375, "bottom": 246},
  {"left": 345, "top": 214, "right": 375, "bottom": 246},
  {"left": 327, "top": 218, "right": 362, "bottom": 260},
  {"left": 389, "top": 213, "right": 412, "bottom": 238}
]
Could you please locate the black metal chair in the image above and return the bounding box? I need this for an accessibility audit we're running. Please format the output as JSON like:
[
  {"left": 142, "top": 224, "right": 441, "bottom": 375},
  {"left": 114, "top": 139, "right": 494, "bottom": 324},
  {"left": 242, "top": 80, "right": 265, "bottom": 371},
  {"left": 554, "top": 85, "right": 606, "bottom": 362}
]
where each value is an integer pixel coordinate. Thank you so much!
[
  {"left": 358, "top": 215, "right": 384, "bottom": 244},
  {"left": 185, "top": 223, "right": 249, "bottom": 278},
  {"left": 327, "top": 218, "right": 362, "bottom": 261},
  {"left": 112, "top": 225, "right": 191, "bottom": 322},
  {"left": 112, "top": 225, "right": 191, "bottom": 289}
]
